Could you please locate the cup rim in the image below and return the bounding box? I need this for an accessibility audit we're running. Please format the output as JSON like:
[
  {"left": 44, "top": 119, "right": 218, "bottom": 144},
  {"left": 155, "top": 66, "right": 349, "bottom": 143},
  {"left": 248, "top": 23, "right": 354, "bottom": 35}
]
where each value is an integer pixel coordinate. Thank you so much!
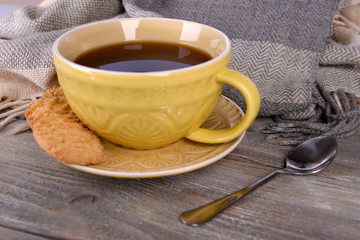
[{"left": 52, "top": 17, "right": 231, "bottom": 76}]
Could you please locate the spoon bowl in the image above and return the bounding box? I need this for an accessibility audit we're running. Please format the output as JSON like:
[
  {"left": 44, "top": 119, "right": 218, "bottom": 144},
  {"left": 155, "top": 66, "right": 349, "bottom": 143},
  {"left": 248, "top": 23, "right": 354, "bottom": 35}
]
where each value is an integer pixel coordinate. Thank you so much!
[
  {"left": 180, "top": 136, "right": 338, "bottom": 226},
  {"left": 285, "top": 136, "right": 338, "bottom": 174}
]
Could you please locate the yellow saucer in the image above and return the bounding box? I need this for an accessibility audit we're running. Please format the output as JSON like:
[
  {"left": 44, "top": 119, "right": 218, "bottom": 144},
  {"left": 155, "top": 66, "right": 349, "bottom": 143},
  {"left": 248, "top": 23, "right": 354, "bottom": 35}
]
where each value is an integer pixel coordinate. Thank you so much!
[{"left": 68, "top": 96, "right": 245, "bottom": 178}]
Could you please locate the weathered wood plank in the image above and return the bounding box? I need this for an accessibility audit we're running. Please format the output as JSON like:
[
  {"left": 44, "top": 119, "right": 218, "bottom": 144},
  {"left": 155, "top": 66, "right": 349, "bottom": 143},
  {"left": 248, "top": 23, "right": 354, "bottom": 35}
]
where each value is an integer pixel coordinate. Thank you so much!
[
  {"left": 0, "top": 226, "right": 49, "bottom": 240},
  {"left": 1, "top": 119, "right": 360, "bottom": 239}
]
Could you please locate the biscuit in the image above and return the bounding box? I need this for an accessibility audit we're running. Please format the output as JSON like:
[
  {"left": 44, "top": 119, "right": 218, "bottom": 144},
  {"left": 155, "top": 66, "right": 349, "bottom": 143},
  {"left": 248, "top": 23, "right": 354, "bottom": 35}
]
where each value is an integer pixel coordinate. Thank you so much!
[{"left": 25, "top": 86, "right": 104, "bottom": 165}]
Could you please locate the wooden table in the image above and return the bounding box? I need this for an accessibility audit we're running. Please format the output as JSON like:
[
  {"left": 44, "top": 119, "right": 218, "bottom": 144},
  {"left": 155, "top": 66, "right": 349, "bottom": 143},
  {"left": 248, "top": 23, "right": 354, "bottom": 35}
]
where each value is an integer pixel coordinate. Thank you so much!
[{"left": 1, "top": 117, "right": 359, "bottom": 240}]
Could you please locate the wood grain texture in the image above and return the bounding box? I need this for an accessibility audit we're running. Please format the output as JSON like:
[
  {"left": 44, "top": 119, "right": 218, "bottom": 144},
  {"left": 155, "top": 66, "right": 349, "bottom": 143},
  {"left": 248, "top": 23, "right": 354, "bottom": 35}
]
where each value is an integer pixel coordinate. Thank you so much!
[
  {"left": 1, "top": 118, "right": 360, "bottom": 240},
  {"left": 0, "top": 226, "right": 48, "bottom": 240}
]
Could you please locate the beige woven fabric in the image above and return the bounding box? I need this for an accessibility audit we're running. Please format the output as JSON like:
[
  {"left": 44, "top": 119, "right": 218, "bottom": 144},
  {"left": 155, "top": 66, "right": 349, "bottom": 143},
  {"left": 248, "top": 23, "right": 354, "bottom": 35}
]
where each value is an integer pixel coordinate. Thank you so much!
[{"left": 0, "top": 0, "right": 121, "bottom": 132}]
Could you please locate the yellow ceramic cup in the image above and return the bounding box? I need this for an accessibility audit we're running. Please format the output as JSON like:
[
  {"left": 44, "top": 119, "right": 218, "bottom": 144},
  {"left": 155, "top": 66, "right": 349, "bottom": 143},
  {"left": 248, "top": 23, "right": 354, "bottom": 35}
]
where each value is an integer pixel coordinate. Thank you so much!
[{"left": 53, "top": 18, "right": 260, "bottom": 149}]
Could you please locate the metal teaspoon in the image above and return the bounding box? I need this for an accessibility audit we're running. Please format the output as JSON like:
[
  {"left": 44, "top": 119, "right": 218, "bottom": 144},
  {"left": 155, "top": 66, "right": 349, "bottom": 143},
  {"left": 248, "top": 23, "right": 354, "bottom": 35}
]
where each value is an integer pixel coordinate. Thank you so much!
[{"left": 180, "top": 136, "right": 338, "bottom": 226}]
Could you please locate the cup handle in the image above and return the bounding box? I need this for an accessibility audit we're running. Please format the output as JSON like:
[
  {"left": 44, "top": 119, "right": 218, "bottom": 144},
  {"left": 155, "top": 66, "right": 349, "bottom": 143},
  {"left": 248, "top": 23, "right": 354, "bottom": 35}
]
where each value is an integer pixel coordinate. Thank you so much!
[{"left": 186, "top": 68, "right": 261, "bottom": 143}]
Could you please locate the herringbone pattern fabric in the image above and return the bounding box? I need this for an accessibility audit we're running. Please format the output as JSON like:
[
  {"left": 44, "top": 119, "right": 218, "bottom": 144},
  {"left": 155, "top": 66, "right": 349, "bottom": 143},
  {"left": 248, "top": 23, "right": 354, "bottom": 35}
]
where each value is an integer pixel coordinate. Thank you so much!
[
  {"left": 0, "top": 0, "right": 359, "bottom": 143},
  {"left": 226, "top": 39, "right": 317, "bottom": 116}
]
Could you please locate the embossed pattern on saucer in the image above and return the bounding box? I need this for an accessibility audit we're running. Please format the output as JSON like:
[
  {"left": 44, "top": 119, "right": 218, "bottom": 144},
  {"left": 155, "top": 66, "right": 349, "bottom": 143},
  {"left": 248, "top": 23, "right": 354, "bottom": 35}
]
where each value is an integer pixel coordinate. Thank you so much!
[{"left": 69, "top": 96, "right": 245, "bottom": 178}]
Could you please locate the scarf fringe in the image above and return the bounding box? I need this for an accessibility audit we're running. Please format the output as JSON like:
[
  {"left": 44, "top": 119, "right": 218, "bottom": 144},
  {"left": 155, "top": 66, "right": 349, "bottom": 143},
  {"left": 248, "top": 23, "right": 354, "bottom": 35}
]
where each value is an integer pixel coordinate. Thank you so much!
[
  {"left": 263, "top": 88, "right": 360, "bottom": 145},
  {"left": 0, "top": 96, "right": 36, "bottom": 134}
]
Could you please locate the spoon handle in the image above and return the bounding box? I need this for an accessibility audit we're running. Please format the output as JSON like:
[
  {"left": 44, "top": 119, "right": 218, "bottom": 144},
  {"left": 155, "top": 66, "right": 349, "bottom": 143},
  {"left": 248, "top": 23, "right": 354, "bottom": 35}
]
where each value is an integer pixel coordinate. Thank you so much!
[{"left": 179, "top": 169, "right": 284, "bottom": 226}]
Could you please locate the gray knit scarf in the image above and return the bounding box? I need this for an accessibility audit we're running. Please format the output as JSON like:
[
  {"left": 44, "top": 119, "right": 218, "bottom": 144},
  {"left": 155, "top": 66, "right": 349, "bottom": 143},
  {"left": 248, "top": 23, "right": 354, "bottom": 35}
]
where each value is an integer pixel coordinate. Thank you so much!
[{"left": 1, "top": 0, "right": 359, "bottom": 144}]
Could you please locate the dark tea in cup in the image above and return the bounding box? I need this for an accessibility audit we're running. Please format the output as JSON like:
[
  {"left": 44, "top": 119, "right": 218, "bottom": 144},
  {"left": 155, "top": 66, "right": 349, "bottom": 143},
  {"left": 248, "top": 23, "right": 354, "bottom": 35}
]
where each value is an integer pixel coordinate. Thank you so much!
[{"left": 74, "top": 41, "right": 212, "bottom": 72}]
